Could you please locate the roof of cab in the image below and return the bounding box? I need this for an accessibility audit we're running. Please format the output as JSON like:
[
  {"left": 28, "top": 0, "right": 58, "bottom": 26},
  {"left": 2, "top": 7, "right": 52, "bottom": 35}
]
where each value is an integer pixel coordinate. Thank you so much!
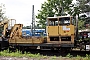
[{"left": 47, "top": 16, "right": 73, "bottom": 19}]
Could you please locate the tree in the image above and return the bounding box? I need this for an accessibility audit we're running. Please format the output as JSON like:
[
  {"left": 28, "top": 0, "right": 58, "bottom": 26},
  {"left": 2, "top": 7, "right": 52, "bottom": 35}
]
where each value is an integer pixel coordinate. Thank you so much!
[
  {"left": 36, "top": 0, "right": 73, "bottom": 28},
  {"left": 76, "top": 0, "right": 90, "bottom": 13},
  {"left": 76, "top": 0, "right": 90, "bottom": 29},
  {"left": 36, "top": 0, "right": 90, "bottom": 30},
  {"left": 0, "top": 3, "right": 6, "bottom": 21},
  {"left": 78, "top": 20, "right": 85, "bottom": 30},
  {"left": 68, "top": 0, "right": 90, "bottom": 30}
]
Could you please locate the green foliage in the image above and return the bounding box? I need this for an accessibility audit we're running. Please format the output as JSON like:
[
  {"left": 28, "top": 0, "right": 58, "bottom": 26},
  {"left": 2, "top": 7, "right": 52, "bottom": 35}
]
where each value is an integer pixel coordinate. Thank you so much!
[
  {"left": 76, "top": 55, "right": 83, "bottom": 60},
  {"left": 76, "top": 0, "right": 90, "bottom": 13},
  {"left": 76, "top": 0, "right": 90, "bottom": 29},
  {"left": 66, "top": 53, "right": 73, "bottom": 58},
  {"left": 0, "top": 3, "right": 6, "bottom": 21},
  {"left": 0, "top": 49, "right": 42, "bottom": 58},
  {"left": 85, "top": 54, "right": 90, "bottom": 59},
  {"left": 1, "top": 49, "right": 90, "bottom": 60},
  {"left": 78, "top": 20, "right": 85, "bottom": 30},
  {"left": 42, "top": 56, "right": 48, "bottom": 59},
  {"left": 51, "top": 55, "right": 57, "bottom": 60}
]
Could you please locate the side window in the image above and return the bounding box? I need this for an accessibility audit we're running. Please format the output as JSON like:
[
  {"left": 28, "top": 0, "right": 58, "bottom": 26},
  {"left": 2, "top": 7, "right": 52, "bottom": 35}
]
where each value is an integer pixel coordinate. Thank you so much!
[
  {"left": 55, "top": 21, "right": 58, "bottom": 26},
  {"left": 72, "top": 18, "right": 76, "bottom": 25},
  {"left": 49, "top": 21, "right": 54, "bottom": 26},
  {"left": 48, "top": 18, "right": 58, "bottom": 26},
  {"left": 49, "top": 21, "right": 58, "bottom": 26}
]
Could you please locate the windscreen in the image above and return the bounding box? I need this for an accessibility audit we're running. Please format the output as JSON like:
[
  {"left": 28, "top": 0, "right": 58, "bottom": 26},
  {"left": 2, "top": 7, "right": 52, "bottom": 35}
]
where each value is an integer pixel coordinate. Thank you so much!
[
  {"left": 48, "top": 18, "right": 58, "bottom": 26},
  {"left": 59, "top": 17, "right": 70, "bottom": 25}
]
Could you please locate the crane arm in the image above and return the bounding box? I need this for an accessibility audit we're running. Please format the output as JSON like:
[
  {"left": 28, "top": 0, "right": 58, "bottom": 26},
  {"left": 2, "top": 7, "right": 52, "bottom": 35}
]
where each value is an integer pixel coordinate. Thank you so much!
[{"left": 0, "top": 20, "right": 9, "bottom": 26}]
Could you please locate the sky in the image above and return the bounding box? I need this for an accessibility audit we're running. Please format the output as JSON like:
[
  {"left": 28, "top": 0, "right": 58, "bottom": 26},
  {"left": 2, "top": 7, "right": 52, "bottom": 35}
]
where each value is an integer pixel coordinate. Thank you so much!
[
  {"left": 0, "top": 0, "right": 46, "bottom": 26},
  {"left": 0, "top": 0, "right": 76, "bottom": 26}
]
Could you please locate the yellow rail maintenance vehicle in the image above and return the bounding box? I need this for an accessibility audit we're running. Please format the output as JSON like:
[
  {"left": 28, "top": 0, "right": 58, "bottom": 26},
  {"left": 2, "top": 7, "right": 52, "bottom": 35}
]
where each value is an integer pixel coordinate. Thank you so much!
[{"left": 0, "top": 16, "right": 76, "bottom": 50}]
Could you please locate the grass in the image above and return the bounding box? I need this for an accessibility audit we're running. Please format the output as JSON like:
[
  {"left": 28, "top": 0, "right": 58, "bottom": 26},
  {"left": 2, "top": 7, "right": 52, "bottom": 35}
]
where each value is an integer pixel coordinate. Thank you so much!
[
  {"left": 0, "top": 49, "right": 90, "bottom": 60},
  {"left": 0, "top": 49, "right": 42, "bottom": 58}
]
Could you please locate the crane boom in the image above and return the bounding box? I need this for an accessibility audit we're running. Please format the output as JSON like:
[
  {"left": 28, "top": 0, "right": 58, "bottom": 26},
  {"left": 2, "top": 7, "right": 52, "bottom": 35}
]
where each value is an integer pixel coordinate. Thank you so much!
[{"left": 0, "top": 20, "right": 9, "bottom": 26}]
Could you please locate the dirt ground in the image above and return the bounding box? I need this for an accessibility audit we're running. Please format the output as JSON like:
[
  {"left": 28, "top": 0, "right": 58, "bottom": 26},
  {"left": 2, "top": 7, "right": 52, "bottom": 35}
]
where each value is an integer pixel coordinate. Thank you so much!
[{"left": 0, "top": 56, "right": 73, "bottom": 60}]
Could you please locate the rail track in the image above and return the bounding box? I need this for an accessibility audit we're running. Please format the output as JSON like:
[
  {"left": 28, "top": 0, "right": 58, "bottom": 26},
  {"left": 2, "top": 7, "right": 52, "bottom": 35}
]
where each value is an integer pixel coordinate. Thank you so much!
[{"left": 22, "top": 49, "right": 90, "bottom": 57}]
